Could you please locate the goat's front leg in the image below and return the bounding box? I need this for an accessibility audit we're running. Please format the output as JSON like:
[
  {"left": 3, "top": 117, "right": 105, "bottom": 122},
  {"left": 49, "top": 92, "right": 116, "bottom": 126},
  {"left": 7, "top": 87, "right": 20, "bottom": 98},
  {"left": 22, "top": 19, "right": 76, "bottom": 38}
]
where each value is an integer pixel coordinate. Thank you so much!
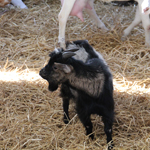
[
  {"left": 122, "top": 6, "right": 141, "bottom": 41},
  {"left": 60, "top": 84, "right": 71, "bottom": 124},
  {"left": 63, "top": 98, "right": 70, "bottom": 124},
  {"left": 85, "top": 0, "right": 108, "bottom": 32},
  {"left": 141, "top": 11, "right": 150, "bottom": 47},
  {"left": 58, "top": 0, "right": 76, "bottom": 49}
]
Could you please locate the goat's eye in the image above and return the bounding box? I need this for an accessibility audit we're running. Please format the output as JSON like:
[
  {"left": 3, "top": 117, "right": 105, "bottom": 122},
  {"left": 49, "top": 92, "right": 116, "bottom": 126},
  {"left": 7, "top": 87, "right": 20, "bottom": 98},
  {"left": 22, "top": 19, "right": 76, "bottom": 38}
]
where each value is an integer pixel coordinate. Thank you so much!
[{"left": 53, "top": 65, "right": 58, "bottom": 70}]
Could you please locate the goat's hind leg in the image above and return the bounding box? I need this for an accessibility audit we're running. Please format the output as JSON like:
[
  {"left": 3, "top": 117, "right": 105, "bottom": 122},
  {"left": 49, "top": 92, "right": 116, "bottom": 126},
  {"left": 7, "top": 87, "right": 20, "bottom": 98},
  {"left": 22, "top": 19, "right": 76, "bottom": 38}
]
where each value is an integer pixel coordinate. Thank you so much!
[
  {"left": 85, "top": 0, "right": 108, "bottom": 32},
  {"left": 144, "top": 25, "right": 150, "bottom": 47},
  {"left": 102, "top": 116, "right": 114, "bottom": 150},
  {"left": 78, "top": 112, "right": 94, "bottom": 139},
  {"left": 122, "top": 6, "right": 141, "bottom": 41},
  {"left": 142, "top": 12, "right": 150, "bottom": 47},
  {"left": 92, "top": 105, "right": 114, "bottom": 149},
  {"left": 58, "top": 0, "right": 76, "bottom": 49}
]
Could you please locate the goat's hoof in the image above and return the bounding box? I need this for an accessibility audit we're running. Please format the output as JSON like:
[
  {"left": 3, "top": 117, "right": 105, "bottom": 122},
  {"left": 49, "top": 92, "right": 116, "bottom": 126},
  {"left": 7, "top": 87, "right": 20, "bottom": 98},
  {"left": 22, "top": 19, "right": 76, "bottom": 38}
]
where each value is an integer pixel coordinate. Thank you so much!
[
  {"left": 56, "top": 42, "right": 61, "bottom": 47},
  {"left": 89, "top": 134, "right": 94, "bottom": 140},
  {"left": 121, "top": 35, "right": 127, "bottom": 41},
  {"left": 101, "top": 27, "right": 109, "bottom": 33},
  {"left": 145, "top": 43, "right": 150, "bottom": 47},
  {"left": 63, "top": 118, "right": 70, "bottom": 124},
  {"left": 57, "top": 42, "right": 66, "bottom": 49},
  {"left": 108, "top": 141, "right": 114, "bottom": 150},
  {"left": 108, "top": 145, "right": 113, "bottom": 150}
]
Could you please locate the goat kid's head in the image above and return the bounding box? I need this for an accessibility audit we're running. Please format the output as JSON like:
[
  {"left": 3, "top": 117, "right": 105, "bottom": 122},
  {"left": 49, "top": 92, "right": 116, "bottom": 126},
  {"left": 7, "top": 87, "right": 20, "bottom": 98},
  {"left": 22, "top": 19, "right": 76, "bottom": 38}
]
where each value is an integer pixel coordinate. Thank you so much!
[{"left": 39, "top": 48, "right": 78, "bottom": 91}]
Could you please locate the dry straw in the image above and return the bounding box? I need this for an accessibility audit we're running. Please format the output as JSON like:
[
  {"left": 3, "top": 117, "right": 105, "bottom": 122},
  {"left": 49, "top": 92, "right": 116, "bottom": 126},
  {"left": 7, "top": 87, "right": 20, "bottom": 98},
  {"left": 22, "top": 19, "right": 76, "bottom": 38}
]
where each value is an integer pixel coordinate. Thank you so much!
[{"left": 0, "top": 0, "right": 150, "bottom": 149}]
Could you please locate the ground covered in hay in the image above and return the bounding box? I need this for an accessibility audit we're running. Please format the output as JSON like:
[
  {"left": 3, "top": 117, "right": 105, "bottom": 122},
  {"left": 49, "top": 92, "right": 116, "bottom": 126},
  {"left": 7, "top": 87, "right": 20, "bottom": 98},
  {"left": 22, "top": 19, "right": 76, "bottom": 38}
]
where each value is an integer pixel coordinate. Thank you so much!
[{"left": 0, "top": 0, "right": 150, "bottom": 149}]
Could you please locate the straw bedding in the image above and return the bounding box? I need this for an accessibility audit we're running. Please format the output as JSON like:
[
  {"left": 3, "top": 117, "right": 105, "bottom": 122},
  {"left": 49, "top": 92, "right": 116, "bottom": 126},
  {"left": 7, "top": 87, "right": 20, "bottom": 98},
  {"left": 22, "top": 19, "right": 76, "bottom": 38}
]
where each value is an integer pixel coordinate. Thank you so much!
[{"left": 0, "top": 0, "right": 150, "bottom": 149}]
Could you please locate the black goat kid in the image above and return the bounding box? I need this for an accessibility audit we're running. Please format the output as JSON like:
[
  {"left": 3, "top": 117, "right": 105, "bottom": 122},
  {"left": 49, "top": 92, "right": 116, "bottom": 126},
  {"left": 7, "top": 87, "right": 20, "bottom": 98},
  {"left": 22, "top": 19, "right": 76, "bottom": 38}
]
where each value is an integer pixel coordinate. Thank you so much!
[{"left": 39, "top": 40, "right": 114, "bottom": 149}]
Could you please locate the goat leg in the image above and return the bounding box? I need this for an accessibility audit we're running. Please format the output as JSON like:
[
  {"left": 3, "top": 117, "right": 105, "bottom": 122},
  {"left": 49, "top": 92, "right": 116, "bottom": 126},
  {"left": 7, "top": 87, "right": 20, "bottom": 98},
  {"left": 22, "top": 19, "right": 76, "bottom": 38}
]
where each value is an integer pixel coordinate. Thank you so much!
[
  {"left": 102, "top": 117, "right": 114, "bottom": 150},
  {"left": 77, "top": 106, "right": 94, "bottom": 139},
  {"left": 63, "top": 98, "right": 70, "bottom": 124}
]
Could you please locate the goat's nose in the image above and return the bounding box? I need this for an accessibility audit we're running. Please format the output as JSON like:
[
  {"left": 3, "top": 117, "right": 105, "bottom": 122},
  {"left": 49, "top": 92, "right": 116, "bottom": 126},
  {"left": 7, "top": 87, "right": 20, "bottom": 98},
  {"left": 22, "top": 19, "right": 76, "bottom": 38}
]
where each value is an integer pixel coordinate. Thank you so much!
[
  {"left": 39, "top": 68, "right": 49, "bottom": 80},
  {"left": 39, "top": 68, "right": 45, "bottom": 77}
]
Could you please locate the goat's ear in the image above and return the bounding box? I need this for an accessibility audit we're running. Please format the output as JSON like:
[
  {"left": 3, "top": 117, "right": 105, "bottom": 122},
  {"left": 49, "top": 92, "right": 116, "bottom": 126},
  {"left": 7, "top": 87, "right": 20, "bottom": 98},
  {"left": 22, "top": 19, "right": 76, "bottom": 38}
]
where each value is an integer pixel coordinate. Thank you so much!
[
  {"left": 54, "top": 63, "right": 72, "bottom": 74},
  {"left": 63, "top": 65, "right": 72, "bottom": 73}
]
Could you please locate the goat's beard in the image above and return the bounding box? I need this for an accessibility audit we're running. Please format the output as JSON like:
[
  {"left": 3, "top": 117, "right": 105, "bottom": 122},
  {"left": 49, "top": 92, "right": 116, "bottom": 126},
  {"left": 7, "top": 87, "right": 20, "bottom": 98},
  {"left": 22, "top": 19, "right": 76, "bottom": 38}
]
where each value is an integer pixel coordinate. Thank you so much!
[{"left": 48, "top": 83, "right": 58, "bottom": 91}]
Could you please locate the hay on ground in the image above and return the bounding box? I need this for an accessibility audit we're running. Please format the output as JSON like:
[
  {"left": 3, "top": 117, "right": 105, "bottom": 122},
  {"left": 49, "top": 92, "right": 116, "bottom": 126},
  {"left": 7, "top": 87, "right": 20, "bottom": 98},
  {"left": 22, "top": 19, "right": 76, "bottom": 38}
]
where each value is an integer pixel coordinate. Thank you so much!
[{"left": 0, "top": 0, "right": 150, "bottom": 149}]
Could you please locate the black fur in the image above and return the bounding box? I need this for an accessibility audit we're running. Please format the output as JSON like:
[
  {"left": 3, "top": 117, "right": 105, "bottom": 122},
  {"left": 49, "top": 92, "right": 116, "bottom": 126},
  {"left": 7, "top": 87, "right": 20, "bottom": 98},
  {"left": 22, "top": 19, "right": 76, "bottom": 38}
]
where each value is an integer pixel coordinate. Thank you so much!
[
  {"left": 111, "top": 0, "right": 137, "bottom": 6},
  {"left": 39, "top": 40, "right": 114, "bottom": 149}
]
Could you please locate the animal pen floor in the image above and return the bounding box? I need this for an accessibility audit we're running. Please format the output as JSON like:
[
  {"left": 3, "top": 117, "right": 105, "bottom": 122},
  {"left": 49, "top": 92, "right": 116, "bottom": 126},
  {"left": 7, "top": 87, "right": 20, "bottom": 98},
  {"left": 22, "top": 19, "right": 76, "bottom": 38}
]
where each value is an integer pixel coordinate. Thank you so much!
[{"left": 0, "top": 0, "right": 150, "bottom": 149}]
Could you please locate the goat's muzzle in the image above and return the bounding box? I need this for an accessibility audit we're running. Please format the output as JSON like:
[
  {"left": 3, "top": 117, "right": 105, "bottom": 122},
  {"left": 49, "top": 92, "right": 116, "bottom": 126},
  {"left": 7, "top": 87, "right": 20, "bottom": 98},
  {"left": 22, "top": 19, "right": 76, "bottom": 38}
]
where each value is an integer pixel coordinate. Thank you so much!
[{"left": 39, "top": 68, "right": 48, "bottom": 80}]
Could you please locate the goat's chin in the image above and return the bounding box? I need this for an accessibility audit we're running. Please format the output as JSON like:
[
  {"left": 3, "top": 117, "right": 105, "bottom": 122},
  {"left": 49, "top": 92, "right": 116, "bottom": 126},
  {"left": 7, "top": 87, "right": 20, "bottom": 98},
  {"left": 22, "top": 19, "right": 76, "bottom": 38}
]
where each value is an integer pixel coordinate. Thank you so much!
[{"left": 48, "top": 84, "right": 58, "bottom": 91}]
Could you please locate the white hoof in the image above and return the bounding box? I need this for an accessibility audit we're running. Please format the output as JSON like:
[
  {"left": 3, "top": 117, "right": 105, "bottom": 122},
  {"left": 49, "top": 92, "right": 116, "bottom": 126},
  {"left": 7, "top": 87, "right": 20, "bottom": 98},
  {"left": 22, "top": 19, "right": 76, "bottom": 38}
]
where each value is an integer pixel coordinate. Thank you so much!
[
  {"left": 100, "top": 26, "right": 109, "bottom": 33},
  {"left": 121, "top": 35, "right": 127, "bottom": 41},
  {"left": 58, "top": 42, "right": 66, "bottom": 49},
  {"left": 145, "top": 42, "right": 150, "bottom": 47}
]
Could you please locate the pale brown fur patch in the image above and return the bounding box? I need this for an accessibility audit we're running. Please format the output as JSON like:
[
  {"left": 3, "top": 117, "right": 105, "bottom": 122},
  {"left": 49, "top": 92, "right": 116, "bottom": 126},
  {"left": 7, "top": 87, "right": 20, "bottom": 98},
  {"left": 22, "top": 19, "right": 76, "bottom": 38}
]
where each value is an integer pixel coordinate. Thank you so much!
[{"left": 68, "top": 73, "right": 105, "bottom": 98}]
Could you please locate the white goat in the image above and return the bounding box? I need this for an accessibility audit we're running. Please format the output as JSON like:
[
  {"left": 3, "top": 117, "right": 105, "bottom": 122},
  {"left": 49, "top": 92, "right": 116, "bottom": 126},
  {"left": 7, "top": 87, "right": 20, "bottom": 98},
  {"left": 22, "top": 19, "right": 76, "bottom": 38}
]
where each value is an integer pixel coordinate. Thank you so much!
[
  {"left": 1, "top": 0, "right": 149, "bottom": 47},
  {"left": 58, "top": 0, "right": 150, "bottom": 48},
  {"left": 122, "top": 0, "right": 150, "bottom": 46}
]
